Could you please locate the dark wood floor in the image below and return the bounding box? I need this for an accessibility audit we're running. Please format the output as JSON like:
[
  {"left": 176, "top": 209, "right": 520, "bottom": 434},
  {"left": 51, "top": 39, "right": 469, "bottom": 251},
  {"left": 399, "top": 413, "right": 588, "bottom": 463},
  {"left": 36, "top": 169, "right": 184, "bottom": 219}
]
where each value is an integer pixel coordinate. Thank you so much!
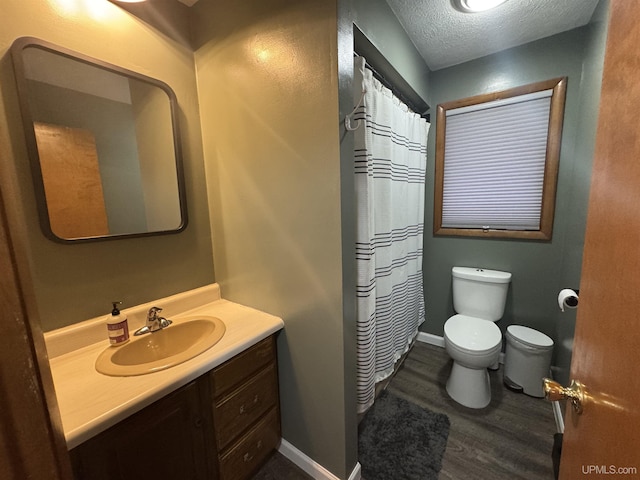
[
  {"left": 253, "top": 341, "right": 556, "bottom": 480},
  {"left": 252, "top": 451, "right": 312, "bottom": 480},
  {"left": 388, "top": 342, "right": 556, "bottom": 480}
]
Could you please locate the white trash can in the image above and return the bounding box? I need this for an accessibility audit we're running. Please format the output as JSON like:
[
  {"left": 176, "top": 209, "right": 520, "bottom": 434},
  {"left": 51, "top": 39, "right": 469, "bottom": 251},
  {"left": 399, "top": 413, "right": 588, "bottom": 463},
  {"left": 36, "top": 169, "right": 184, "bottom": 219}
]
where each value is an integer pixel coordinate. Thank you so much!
[{"left": 504, "top": 325, "right": 554, "bottom": 397}]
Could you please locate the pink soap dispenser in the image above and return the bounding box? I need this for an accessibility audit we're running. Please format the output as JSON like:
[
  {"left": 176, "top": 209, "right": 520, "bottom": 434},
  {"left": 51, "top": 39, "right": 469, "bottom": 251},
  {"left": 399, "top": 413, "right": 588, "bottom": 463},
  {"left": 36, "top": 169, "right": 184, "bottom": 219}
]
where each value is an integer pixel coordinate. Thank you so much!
[{"left": 107, "top": 301, "right": 130, "bottom": 346}]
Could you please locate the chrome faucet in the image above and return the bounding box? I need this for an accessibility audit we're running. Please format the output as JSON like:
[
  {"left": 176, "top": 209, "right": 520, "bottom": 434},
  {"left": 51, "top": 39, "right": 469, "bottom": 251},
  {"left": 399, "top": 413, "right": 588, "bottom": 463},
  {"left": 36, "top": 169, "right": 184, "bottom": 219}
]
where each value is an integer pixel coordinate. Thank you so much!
[{"left": 134, "top": 306, "right": 173, "bottom": 336}]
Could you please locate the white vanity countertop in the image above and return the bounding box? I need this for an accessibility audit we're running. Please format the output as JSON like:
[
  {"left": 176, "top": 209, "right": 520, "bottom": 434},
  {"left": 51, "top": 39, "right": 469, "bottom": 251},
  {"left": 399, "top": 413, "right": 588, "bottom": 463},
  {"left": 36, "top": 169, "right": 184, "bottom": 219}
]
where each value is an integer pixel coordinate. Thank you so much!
[{"left": 45, "top": 284, "right": 284, "bottom": 450}]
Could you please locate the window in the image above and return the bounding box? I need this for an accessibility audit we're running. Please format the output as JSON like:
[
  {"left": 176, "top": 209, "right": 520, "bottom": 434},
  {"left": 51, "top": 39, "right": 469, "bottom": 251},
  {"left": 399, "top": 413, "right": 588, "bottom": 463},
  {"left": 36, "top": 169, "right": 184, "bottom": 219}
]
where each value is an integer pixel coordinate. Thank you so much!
[{"left": 434, "top": 77, "right": 567, "bottom": 240}]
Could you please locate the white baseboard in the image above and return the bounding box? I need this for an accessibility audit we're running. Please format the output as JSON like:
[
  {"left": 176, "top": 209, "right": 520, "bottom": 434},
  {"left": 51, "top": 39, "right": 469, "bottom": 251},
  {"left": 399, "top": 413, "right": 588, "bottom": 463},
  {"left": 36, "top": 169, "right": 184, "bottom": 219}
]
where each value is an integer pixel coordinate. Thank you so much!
[
  {"left": 416, "top": 331, "right": 445, "bottom": 347},
  {"left": 278, "top": 438, "right": 362, "bottom": 480},
  {"left": 548, "top": 367, "right": 565, "bottom": 434},
  {"left": 552, "top": 400, "right": 564, "bottom": 434},
  {"left": 416, "top": 332, "right": 505, "bottom": 364}
]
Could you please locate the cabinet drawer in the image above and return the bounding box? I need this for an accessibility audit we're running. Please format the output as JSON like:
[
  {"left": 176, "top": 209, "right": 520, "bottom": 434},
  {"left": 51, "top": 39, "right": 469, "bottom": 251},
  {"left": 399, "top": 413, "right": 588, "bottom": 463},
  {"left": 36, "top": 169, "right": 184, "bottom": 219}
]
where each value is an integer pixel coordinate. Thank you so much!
[
  {"left": 218, "top": 408, "right": 280, "bottom": 480},
  {"left": 214, "top": 363, "right": 278, "bottom": 449},
  {"left": 212, "top": 336, "right": 275, "bottom": 398}
]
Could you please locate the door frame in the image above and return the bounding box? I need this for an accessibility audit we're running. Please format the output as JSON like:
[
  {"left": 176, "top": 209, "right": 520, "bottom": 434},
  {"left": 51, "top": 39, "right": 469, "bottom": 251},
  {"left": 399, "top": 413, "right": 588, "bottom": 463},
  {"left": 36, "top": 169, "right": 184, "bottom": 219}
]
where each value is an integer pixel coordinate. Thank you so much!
[{"left": 0, "top": 174, "right": 72, "bottom": 477}]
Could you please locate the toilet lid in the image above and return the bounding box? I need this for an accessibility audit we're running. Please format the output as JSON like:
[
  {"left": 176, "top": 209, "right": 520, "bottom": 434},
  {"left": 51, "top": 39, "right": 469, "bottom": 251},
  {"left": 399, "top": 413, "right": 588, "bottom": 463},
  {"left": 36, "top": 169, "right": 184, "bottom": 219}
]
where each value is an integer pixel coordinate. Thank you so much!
[
  {"left": 445, "top": 314, "right": 502, "bottom": 351},
  {"left": 507, "top": 325, "right": 554, "bottom": 348}
]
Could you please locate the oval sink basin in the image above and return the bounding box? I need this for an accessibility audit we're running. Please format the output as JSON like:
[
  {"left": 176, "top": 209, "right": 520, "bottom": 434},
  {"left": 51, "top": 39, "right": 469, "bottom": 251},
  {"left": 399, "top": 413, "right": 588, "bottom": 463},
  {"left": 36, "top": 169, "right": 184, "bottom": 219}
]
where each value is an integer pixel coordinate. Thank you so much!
[{"left": 95, "top": 316, "right": 225, "bottom": 377}]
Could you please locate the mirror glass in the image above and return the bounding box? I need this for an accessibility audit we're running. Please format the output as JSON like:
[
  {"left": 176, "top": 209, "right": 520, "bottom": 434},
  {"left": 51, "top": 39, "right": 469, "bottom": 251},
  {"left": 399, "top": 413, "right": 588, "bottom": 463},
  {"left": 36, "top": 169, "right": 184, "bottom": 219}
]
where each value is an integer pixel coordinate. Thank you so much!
[{"left": 11, "top": 38, "right": 187, "bottom": 242}]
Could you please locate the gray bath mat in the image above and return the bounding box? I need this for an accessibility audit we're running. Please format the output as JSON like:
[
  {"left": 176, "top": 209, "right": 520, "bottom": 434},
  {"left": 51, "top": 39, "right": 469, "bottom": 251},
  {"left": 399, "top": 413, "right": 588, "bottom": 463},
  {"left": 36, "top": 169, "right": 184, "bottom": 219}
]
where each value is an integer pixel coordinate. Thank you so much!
[{"left": 359, "top": 390, "right": 450, "bottom": 480}]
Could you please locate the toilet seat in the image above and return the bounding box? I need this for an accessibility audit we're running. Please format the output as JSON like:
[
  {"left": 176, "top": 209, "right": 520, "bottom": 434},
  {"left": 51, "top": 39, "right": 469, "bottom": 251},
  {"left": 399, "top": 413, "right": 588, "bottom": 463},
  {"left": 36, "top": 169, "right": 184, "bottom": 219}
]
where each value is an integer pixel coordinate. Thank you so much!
[{"left": 444, "top": 314, "right": 502, "bottom": 353}]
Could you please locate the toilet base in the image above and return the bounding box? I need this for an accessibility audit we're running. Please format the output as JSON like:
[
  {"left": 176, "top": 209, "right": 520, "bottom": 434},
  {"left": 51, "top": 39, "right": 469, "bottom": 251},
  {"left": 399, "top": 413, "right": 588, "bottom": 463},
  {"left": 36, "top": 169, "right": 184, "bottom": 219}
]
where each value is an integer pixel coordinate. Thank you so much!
[{"left": 446, "top": 361, "right": 492, "bottom": 409}]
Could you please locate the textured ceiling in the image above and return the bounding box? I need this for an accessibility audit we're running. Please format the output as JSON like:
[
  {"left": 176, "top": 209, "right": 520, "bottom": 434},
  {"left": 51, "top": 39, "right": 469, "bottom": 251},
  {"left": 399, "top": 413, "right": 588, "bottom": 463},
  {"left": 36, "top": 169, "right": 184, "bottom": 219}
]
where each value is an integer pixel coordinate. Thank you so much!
[
  {"left": 386, "top": 0, "right": 600, "bottom": 70},
  {"left": 175, "top": 0, "right": 598, "bottom": 70}
]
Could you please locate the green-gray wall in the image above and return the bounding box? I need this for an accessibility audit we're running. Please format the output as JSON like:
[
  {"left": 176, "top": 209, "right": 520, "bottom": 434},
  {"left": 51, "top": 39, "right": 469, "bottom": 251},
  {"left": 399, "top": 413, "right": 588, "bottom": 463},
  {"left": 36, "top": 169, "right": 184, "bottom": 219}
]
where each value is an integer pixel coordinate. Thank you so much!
[
  {"left": 422, "top": 21, "right": 608, "bottom": 375},
  {"left": 191, "top": 1, "right": 354, "bottom": 478},
  {"left": 553, "top": 1, "right": 609, "bottom": 384}
]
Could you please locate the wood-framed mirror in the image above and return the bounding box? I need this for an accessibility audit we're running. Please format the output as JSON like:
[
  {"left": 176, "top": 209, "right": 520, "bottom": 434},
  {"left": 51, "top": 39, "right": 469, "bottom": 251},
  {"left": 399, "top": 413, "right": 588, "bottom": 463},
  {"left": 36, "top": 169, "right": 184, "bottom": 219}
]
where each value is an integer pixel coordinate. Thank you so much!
[{"left": 10, "top": 37, "right": 188, "bottom": 243}]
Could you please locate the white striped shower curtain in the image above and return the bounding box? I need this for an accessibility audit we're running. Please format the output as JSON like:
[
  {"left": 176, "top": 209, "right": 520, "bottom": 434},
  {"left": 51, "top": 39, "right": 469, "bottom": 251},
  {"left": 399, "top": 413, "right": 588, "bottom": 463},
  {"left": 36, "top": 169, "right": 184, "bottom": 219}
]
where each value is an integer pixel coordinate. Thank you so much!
[{"left": 353, "top": 56, "right": 430, "bottom": 414}]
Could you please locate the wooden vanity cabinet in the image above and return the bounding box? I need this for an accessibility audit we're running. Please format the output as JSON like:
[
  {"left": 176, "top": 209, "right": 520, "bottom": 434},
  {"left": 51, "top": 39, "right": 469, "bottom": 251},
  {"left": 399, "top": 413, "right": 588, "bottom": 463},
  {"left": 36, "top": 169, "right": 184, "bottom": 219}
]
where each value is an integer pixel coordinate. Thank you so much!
[
  {"left": 70, "top": 335, "right": 280, "bottom": 480},
  {"left": 210, "top": 336, "right": 281, "bottom": 480},
  {"left": 70, "top": 379, "right": 213, "bottom": 480}
]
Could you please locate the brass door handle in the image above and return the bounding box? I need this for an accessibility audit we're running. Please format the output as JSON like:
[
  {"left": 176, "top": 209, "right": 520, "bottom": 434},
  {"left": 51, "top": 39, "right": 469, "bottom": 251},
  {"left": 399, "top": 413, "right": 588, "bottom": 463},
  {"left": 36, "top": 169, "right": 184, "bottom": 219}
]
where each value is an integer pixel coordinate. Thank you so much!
[{"left": 543, "top": 378, "right": 585, "bottom": 414}]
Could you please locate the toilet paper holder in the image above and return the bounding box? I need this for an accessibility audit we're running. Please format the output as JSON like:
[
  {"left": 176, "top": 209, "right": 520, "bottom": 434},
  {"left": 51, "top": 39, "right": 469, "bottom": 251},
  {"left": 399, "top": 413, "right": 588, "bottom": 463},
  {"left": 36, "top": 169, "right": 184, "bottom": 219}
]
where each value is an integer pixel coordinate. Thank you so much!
[
  {"left": 565, "top": 289, "right": 579, "bottom": 307},
  {"left": 558, "top": 289, "right": 579, "bottom": 311}
]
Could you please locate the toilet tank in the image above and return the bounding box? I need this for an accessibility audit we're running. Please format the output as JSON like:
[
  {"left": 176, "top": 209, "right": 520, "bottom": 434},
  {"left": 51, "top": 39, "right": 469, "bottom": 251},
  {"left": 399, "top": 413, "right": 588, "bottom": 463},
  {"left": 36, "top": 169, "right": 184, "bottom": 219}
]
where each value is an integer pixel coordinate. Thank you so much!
[{"left": 452, "top": 267, "right": 512, "bottom": 321}]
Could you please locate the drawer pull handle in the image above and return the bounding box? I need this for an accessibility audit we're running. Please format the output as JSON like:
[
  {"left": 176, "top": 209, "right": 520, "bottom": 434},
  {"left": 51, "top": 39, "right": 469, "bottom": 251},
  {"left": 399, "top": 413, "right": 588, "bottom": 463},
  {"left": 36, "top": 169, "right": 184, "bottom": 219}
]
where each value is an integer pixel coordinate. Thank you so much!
[
  {"left": 242, "top": 440, "right": 263, "bottom": 463},
  {"left": 256, "top": 347, "right": 271, "bottom": 358},
  {"left": 239, "top": 395, "right": 260, "bottom": 414}
]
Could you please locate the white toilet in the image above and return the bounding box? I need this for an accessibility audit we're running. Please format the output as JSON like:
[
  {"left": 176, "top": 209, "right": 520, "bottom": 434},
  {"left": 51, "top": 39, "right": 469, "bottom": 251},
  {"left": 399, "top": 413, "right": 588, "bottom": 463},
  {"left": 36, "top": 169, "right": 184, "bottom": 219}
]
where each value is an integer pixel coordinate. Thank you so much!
[{"left": 444, "top": 266, "right": 512, "bottom": 408}]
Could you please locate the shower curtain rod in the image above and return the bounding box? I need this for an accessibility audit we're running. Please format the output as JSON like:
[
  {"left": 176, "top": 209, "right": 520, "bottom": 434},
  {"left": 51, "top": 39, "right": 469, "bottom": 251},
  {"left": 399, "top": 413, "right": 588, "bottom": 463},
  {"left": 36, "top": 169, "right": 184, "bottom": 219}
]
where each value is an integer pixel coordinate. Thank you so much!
[{"left": 353, "top": 52, "right": 430, "bottom": 121}]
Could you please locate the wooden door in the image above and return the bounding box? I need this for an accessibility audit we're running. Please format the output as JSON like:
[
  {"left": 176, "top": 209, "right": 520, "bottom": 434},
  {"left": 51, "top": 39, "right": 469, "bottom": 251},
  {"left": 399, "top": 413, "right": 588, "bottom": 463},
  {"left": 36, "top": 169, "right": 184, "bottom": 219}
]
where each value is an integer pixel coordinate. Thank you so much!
[
  {"left": 34, "top": 122, "right": 109, "bottom": 239},
  {"left": 559, "top": 0, "right": 640, "bottom": 477}
]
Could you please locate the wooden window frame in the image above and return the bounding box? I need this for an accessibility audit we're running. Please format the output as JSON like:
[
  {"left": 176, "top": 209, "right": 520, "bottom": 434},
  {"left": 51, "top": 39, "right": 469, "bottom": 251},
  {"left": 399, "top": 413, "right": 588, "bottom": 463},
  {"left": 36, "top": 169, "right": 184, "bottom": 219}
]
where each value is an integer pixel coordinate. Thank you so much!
[{"left": 434, "top": 77, "right": 567, "bottom": 240}]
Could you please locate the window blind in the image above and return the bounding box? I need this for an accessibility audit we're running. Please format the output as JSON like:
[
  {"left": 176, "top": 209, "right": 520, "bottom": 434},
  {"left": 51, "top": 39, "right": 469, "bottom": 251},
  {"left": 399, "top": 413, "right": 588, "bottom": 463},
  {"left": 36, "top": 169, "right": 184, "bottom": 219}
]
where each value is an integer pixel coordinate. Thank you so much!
[{"left": 442, "top": 90, "right": 553, "bottom": 230}]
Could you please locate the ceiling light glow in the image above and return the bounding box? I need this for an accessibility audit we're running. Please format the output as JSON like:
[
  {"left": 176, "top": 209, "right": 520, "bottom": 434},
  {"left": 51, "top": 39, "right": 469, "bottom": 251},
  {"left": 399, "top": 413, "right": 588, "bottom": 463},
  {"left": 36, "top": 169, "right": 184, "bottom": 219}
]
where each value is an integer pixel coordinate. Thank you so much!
[{"left": 453, "top": 0, "right": 508, "bottom": 13}]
